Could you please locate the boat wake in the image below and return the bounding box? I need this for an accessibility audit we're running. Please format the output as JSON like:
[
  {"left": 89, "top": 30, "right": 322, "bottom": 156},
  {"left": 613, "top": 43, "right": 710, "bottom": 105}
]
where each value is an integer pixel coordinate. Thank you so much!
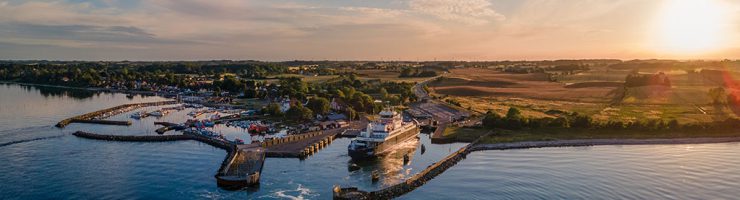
[
  {"left": 263, "top": 184, "right": 316, "bottom": 200},
  {"left": 0, "top": 134, "right": 65, "bottom": 148}
]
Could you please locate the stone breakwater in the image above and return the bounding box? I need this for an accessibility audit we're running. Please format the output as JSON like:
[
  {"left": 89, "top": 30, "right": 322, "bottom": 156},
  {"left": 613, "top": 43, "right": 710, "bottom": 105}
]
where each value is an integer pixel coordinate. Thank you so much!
[
  {"left": 56, "top": 100, "right": 178, "bottom": 128},
  {"left": 334, "top": 136, "right": 740, "bottom": 199},
  {"left": 469, "top": 137, "right": 740, "bottom": 151},
  {"left": 72, "top": 130, "right": 251, "bottom": 187},
  {"left": 72, "top": 131, "right": 193, "bottom": 141},
  {"left": 334, "top": 136, "right": 481, "bottom": 200}
]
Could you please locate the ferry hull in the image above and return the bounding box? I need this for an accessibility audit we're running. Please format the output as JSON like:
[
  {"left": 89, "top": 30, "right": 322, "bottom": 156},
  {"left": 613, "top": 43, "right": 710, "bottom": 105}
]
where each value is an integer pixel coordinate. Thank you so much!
[{"left": 348, "top": 126, "right": 419, "bottom": 160}]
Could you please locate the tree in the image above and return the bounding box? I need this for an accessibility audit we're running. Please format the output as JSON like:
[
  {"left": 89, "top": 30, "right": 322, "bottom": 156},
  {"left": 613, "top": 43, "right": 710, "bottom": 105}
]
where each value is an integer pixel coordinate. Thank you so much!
[
  {"left": 482, "top": 110, "right": 502, "bottom": 128},
  {"left": 505, "top": 107, "right": 522, "bottom": 120},
  {"left": 307, "top": 97, "right": 330, "bottom": 115},
  {"left": 346, "top": 107, "right": 357, "bottom": 121},
  {"left": 263, "top": 103, "right": 282, "bottom": 116},
  {"left": 279, "top": 77, "right": 308, "bottom": 99},
  {"left": 571, "top": 114, "right": 592, "bottom": 128},
  {"left": 336, "top": 89, "right": 346, "bottom": 99},
  {"left": 399, "top": 68, "right": 413, "bottom": 77},
  {"left": 708, "top": 87, "right": 727, "bottom": 105},
  {"left": 213, "top": 87, "right": 222, "bottom": 97},
  {"left": 505, "top": 107, "right": 523, "bottom": 129},
  {"left": 549, "top": 117, "right": 569, "bottom": 127},
  {"left": 379, "top": 88, "right": 389, "bottom": 101},
  {"left": 387, "top": 95, "right": 401, "bottom": 106},
  {"left": 286, "top": 103, "right": 313, "bottom": 121}
]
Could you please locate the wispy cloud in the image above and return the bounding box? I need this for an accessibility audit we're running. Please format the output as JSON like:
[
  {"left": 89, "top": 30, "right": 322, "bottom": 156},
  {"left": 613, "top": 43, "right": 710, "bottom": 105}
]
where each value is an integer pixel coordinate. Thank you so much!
[
  {"left": 409, "top": 0, "right": 505, "bottom": 25},
  {"left": 0, "top": 0, "right": 738, "bottom": 60}
]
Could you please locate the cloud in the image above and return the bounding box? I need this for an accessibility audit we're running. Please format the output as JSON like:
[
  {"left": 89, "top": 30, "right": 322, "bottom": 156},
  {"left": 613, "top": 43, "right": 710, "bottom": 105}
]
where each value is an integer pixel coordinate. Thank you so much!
[
  {"left": 0, "top": 22, "right": 198, "bottom": 50},
  {"left": 0, "top": 0, "right": 737, "bottom": 60},
  {"left": 408, "top": 0, "right": 505, "bottom": 25}
]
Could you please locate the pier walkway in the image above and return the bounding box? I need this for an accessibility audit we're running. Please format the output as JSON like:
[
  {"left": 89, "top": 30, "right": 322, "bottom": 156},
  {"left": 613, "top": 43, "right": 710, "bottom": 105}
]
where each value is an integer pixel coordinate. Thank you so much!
[{"left": 263, "top": 129, "right": 342, "bottom": 158}]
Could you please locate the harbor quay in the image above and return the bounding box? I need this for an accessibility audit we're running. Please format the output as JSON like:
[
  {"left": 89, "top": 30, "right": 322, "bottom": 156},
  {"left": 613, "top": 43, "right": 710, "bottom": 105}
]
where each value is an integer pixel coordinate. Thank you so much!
[{"left": 61, "top": 101, "right": 348, "bottom": 188}]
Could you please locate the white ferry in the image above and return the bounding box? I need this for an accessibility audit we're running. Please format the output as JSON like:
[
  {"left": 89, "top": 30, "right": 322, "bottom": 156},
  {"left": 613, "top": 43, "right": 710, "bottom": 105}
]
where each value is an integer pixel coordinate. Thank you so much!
[{"left": 348, "top": 108, "right": 419, "bottom": 160}]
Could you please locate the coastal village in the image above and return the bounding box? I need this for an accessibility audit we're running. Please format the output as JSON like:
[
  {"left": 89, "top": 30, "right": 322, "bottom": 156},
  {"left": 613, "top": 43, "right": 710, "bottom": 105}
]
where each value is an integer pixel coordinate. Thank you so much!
[
  {"left": 4, "top": 0, "right": 740, "bottom": 198},
  {"left": 4, "top": 59, "right": 740, "bottom": 199},
  {"left": 35, "top": 60, "right": 474, "bottom": 198}
]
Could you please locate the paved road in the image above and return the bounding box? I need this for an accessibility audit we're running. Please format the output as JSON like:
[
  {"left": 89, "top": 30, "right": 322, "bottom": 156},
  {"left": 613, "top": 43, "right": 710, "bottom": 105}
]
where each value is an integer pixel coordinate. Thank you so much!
[{"left": 409, "top": 76, "right": 470, "bottom": 123}]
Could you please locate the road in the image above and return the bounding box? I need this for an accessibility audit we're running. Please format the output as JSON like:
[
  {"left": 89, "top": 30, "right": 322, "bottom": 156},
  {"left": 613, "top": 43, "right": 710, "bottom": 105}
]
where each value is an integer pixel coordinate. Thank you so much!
[
  {"left": 408, "top": 76, "right": 482, "bottom": 142},
  {"left": 409, "top": 76, "right": 470, "bottom": 123}
]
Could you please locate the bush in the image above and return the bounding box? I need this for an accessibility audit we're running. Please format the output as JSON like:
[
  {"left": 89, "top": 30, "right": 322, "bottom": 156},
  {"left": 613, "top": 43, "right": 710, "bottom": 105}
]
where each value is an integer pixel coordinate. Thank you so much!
[
  {"left": 570, "top": 113, "right": 592, "bottom": 128},
  {"left": 667, "top": 119, "right": 680, "bottom": 129},
  {"left": 482, "top": 110, "right": 501, "bottom": 128},
  {"left": 549, "top": 117, "right": 569, "bottom": 127}
]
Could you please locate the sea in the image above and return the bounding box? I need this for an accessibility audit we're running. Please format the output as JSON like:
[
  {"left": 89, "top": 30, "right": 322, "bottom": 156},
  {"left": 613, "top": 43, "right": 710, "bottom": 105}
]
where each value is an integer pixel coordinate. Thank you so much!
[{"left": 1, "top": 83, "right": 739, "bottom": 199}]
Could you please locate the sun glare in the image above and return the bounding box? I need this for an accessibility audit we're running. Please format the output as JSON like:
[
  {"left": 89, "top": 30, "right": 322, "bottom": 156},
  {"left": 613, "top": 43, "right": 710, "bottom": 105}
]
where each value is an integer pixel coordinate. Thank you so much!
[{"left": 651, "top": 0, "right": 730, "bottom": 55}]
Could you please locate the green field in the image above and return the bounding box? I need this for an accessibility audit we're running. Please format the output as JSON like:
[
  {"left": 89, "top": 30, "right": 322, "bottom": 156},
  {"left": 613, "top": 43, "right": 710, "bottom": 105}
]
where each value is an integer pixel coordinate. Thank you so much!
[{"left": 443, "top": 126, "right": 740, "bottom": 144}]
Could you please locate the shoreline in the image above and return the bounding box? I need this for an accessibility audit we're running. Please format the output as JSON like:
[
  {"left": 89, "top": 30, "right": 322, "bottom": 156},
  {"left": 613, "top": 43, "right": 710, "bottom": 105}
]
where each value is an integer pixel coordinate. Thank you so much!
[
  {"left": 0, "top": 81, "right": 159, "bottom": 94},
  {"left": 0, "top": 81, "right": 99, "bottom": 91},
  {"left": 471, "top": 136, "right": 740, "bottom": 151}
]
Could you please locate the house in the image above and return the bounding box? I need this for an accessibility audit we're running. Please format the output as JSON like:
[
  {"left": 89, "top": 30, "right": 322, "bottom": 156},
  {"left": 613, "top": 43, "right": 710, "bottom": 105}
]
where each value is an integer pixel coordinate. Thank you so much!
[
  {"left": 330, "top": 98, "right": 345, "bottom": 111},
  {"left": 319, "top": 121, "right": 338, "bottom": 130},
  {"left": 336, "top": 120, "right": 349, "bottom": 128},
  {"left": 326, "top": 113, "right": 347, "bottom": 121},
  {"left": 319, "top": 120, "right": 348, "bottom": 130},
  {"left": 280, "top": 98, "right": 291, "bottom": 112}
]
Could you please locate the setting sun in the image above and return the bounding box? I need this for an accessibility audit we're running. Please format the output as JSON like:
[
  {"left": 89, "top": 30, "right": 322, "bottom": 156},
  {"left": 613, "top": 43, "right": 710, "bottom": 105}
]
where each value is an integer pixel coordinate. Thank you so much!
[{"left": 651, "top": 0, "right": 730, "bottom": 55}]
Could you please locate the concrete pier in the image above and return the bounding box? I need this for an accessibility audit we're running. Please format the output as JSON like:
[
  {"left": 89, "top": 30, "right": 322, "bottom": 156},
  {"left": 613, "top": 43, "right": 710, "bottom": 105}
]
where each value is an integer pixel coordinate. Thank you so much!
[
  {"left": 429, "top": 123, "right": 452, "bottom": 144},
  {"left": 216, "top": 145, "right": 265, "bottom": 188},
  {"left": 264, "top": 129, "right": 341, "bottom": 158}
]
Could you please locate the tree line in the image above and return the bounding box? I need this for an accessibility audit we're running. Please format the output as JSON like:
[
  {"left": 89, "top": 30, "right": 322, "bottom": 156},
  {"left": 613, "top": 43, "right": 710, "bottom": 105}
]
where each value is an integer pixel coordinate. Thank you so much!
[{"left": 482, "top": 107, "right": 740, "bottom": 131}]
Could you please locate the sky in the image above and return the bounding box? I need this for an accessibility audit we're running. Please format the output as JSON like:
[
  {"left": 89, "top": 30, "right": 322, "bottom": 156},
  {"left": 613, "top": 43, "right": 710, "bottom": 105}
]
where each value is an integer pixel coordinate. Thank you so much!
[{"left": 0, "top": 0, "right": 739, "bottom": 61}]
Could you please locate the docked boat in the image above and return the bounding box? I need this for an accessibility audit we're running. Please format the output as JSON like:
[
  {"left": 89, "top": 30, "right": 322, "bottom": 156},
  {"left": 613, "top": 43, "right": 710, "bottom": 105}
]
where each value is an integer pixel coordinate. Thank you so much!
[
  {"left": 130, "top": 112, "right": 144, "bottom": 119},
  {"left": 348, "top": 108, "right": 419, "bottom": 160},
  {"left": 149, "top": 110, "right": 164, "bottom": 117}
]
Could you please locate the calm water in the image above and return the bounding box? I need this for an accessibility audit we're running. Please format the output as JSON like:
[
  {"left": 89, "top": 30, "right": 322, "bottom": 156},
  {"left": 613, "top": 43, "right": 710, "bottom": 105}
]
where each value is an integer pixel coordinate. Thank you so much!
[
  {"left": 403, "top": 143, "right": 740, "bottom": 199},
  {"left": 2, "top": 83, "right": 740, "bottom": 199}
]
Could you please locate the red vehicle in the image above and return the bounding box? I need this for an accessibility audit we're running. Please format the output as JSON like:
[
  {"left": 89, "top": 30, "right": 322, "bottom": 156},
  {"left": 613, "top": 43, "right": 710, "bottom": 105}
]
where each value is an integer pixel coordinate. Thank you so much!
[{"left": 248, "top": 124, "right": 268, "bottom": 134}]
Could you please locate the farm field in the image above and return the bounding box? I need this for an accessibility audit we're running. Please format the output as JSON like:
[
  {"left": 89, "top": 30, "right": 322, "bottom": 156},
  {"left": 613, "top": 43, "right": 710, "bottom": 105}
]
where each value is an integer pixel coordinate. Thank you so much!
[
  {"left": 354, "top": 69, "right": 433, "bottom": 83},
  {"left": 429, "top": 67, "right": 739, "bottom": 124}
]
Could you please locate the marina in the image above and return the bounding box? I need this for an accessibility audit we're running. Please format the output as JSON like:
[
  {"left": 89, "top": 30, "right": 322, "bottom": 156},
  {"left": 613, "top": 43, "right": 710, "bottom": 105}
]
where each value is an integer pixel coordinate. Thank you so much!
[
  {"left": 4, "top": 82, "right": 476, "bottom": 198},
  {"left": 63, "top": 99, "right": 360, "bottom": 188}
]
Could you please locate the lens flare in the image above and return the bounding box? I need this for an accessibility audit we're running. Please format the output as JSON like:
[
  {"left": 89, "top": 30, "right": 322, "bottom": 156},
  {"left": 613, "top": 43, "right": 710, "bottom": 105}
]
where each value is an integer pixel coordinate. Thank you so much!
[{"left": 650, "top": 0, "right": 730, "bottom": 55}]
